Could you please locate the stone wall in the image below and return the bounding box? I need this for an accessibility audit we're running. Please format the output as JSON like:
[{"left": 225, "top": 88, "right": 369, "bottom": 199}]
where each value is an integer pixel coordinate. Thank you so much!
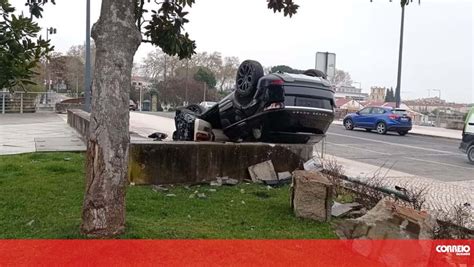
[
  {"left": 67, "top": 109, "right": 314, "bottom": 185},
  {"left": 129, "top": 142, "right": 313, "bottom": 185},
  {"left": 67, "top": 109, "right": 90, "bottom": 140}
]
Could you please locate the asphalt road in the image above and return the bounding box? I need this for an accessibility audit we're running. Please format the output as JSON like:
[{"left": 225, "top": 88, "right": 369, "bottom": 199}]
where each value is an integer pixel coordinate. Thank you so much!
[
  {"left": 324, "top": 125, "right": 473, "bottom": 182},
  {"left": 144, "top": 112, "right": 473, "bottom": 182}
]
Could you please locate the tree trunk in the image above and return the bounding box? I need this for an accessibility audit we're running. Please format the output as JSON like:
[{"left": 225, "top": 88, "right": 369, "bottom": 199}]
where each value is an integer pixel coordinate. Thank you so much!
[{"left": 81, "top": 0, "right": 141, "bottom": 237}]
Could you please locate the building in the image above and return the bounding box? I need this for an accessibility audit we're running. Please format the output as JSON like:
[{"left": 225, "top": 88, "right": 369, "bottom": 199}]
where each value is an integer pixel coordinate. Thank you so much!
[
  {"left": 334, "top": 85, "right": 369, "bottom": 101},
  {"left": 369, "top": 87, "right": 387, "bottom": 101}
]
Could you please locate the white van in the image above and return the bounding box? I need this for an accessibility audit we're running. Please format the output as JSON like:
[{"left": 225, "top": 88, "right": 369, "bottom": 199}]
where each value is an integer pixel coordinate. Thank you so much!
[{"left": 459, "top": 107, "right": 474, "bottom": 163}]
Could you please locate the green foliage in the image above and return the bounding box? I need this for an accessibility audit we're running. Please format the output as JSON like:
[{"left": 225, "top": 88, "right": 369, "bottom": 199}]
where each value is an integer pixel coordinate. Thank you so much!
[
  {"left": 384, "top": 87, "right": 396, "bottom": 102},
  {"left": 0, "top": 0, "right": 54, "bottom": 90},
  {"left": 194, "top": 66, "right": 217, "bottom": 88},
  {"left": 0, "top": 152, "right": 335, "bottom": 239}
]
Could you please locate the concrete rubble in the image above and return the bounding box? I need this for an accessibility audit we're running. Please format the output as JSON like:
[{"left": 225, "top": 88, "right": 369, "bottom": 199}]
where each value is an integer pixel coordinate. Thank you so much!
[
  {"left": 248, "top": 160, "right": 278, "bottom": 183},
  {"left": 336, "top": 198, "right": 438, "bottom": 239}
]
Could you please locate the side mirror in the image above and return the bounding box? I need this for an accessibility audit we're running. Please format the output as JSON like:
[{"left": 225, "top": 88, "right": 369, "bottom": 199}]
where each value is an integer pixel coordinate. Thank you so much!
[{"left": 356, "top": 111, "right": 360, "bottom": 115}]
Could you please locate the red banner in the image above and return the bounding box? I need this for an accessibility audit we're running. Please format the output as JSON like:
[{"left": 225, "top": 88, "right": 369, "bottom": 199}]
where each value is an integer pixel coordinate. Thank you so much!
[{"left": 0, "top": 240, "right": 472, "bottom": 266}]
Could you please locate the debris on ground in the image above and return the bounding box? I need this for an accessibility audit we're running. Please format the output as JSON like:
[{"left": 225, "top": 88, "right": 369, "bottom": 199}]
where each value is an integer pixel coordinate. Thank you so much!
[
  {"left": 210, "top": 176, "right": 239, "bottom": 187},
  {"left": 26, "top": 220, "right": 35, "bottom": 226},
  {"left": 152, "top": 185, "right": 169, "bottom": 192},
  {"left": 197, "top": 193, "right": 207, "bottom": 199},
  {"left": 331, "top": 202, "right": 362, "bottom": 217},
  {"left": 291, "top": 170, "right": 333, "bottom": 222},
  {"left": 148, "top": 132, "right": 168, "bottom": 141},
  {"left": 208, "top": 189, "right": 217, "bottom": 192},
  {"left": 303, "top": 158, "right": 323, "bottom": 172},
  {"left": 165, "top": 193, "right": 177, "bottom": 197},
  {"left": 248, "top": 160, "right": 277, "bottom": 183},
  {"left": 336, "top": 198, "right": 437, "bottom": 239}
]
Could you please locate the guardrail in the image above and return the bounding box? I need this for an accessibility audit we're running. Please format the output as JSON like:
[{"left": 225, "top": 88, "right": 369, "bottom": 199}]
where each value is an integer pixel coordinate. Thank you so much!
[{"left": 1, "top": 89, "right": 72, "bottom": 114}]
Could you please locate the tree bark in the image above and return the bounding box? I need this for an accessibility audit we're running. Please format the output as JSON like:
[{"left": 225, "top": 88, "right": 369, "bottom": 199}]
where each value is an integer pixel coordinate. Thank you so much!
[{"left": 81, "top": 0, "right": 141, "bottom": 237}]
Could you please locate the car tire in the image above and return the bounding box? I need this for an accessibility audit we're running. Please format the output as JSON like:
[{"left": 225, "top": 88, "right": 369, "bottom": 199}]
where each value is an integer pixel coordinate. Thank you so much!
[
  {"left": 376, "top": 122, "right": 387, "bottom": 135},
  {"left": 344, "top": 119, "right": 354, "bottom": 130},
  {"left": 468, "top": 145, "right": 474, "bottom": 164},
  {"left": 235, "top": 60, "right": 264, "bottom": 99},
  {"left": 398, "top": 131, "right": 408, "bottom": 136}
]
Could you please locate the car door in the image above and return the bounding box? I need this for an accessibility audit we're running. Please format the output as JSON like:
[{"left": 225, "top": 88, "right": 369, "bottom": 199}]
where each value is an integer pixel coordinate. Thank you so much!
[
  {"left": 353, "top": 107, "right": 372, "bottom": 127},
  {"left": 368, "top": 107, "right": 386, "bottom": 128}
]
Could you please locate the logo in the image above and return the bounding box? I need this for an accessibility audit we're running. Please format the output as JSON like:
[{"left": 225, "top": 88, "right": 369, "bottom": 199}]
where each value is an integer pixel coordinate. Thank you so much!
[{"left": 436, "top": 245, "right": 471, "bottom": 256}]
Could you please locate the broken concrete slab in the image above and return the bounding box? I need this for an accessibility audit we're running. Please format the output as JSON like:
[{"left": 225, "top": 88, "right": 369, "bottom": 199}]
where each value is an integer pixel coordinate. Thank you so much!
[
  {"left": 336, "top": 198, "right": 438, "bottom": 239},
  {"left": 248, "top": 160, "right": 278, "bottom": 183},
  {"left": 331, "top": 202, "right": 362, "bottom": 217},
  {"left": 292, "top": 170, "right": 333, "bottom": 222},
  {"left": 303, "top": 158, "right": 323, "bottom": 172}
]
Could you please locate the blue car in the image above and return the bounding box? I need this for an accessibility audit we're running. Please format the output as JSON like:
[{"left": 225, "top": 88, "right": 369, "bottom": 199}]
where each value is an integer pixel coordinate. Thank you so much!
[{"left": 343, "top": 107, "right": 412, "bottom": 135}]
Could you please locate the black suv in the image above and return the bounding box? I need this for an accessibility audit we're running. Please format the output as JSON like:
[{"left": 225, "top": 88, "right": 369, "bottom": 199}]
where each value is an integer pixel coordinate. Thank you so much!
[{"left": 173, "top": 60, "right": 335, "bottom": 144}]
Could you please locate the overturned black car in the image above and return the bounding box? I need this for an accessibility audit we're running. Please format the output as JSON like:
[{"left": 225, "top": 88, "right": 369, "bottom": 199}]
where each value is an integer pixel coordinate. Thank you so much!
[{"left": 173, "top": 60, "right": 335, "bottom": 144}]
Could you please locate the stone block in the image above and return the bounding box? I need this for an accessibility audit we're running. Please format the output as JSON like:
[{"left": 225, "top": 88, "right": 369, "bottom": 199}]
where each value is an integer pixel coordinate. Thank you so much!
[{"left": 292, "top": 170, "right": 333, "bottom": 222}]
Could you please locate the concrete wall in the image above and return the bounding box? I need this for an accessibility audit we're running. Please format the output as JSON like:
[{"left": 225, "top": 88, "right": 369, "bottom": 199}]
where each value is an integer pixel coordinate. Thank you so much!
[
  {"left": 67, "top": 109, "right": 90, "bottom": 140},
  {"left": 67, "top": 109, "right": 313, "bottom": 185},
  {"left": 129, "top": 142, "right": 313, "bottom": 185}
]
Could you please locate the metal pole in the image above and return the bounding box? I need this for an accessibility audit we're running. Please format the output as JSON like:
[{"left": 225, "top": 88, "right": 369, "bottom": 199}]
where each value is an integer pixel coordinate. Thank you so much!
[
  {"left": 185, "top": 59, "right": 189, "bottom": 106},
  {"left": 139, "top": 86, "right": 143, "bottom": 111},
  {"left": 203, "top": 82, "right": 206, "bottom": 102},
  {"left": 20, "top": 93, "right": 23, "bottom": 114},
  {"left": 395, "top": 4, "right": 406, "bottom": 108},
  {"left": 84, "top": 0, "right": 92, "bottom": 112},
  {"left": 2, "top": 89, "right": 5, "bottom": 114}
]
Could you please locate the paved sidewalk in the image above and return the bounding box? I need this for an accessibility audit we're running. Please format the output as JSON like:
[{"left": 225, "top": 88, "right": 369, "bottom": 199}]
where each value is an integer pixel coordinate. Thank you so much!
[
  {"left": 0, "top": 113, "right": 85, "bottom": 155},
  {"left": 317, "top": 154, "right": 474, "bottom": 229},
  {"left": 332, "top": 120, "right": 462, "bottom": 140}
]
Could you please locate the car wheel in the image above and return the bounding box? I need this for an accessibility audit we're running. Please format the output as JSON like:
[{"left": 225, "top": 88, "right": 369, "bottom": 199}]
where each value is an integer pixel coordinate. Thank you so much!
[
  {"left": 235, "top": 60, "right": 264, "bottom": 99},
  {"left": 468, "top": 146, "right": 474, "bottom": 164},
  {"left": 344, "top": 119, "right": 354, "bottom": 130},
  {"left": 376, "top": 122, "right": 387, "bottom": 135},
  {"left": 398, "top": 131, "right": 408, "bottom": 136}
]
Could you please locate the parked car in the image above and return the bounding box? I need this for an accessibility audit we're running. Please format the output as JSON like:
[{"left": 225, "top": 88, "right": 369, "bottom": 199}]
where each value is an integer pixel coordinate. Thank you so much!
[
  {"left": 459, "top": 107, "right": 474, "bottom": 163},
  {"left": 129, "top": 100, "right": 137, "bottom": 111},
  {"left": 343, "top": 107, "right": 412, "bottom": 135},
  {"left": 172, "top": 60, "right": 336, "bottom": 144}
]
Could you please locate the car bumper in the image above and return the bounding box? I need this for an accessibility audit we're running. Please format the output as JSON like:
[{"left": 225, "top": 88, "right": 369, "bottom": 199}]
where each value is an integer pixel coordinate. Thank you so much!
[
  {"left": 387, "top": 125, "right": 412, "bottom": 132},
  {"left": 223, "top": 106, "right": 335, "bottom": 144}
]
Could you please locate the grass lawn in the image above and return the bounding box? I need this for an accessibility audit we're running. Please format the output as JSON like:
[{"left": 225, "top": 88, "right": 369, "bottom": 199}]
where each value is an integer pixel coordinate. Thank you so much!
[{"left": 0, "top": 152, "right": 336, "bottom": 239}]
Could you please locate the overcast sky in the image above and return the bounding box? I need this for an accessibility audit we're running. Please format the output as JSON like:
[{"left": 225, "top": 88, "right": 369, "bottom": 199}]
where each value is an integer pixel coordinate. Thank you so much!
[{"left": 11, "top": 0, "right": 474, "bottom": 103}]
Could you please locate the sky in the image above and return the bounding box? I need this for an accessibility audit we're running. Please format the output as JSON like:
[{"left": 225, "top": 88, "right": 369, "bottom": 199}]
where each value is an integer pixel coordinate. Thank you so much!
[{"left": 10, "top": 0, "right": 474, "bottom": 103}]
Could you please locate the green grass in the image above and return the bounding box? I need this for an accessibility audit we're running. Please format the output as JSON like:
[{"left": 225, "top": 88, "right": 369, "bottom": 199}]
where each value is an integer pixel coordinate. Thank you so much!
[{"left": 0, "top": 152, "right": 336, "bottom": 239}]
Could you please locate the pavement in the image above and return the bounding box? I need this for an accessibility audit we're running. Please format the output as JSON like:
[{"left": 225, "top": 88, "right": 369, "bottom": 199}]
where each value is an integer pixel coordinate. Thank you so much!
[{"left": 0, "top": 113, "right": 85, "bottom": 155}]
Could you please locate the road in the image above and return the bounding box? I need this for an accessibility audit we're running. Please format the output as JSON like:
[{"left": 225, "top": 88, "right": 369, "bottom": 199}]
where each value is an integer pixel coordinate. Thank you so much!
[
  {"left": 324, "top": 125, "right": 473, "bottom": 182},
  {"left": 144, "top": 112, "right": 473, "bottom": 182}
]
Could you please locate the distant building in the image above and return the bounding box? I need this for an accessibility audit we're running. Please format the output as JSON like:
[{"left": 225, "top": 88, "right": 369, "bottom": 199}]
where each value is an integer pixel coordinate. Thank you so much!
[
  {"left": 334, "top": 85, "right": 369, "bottom": 101},
  {"left": 404, "top": 97, "right": 470, "bottom": 114},
  {"left": 369, "top": 87, "right": 387, "bottom": 101}
]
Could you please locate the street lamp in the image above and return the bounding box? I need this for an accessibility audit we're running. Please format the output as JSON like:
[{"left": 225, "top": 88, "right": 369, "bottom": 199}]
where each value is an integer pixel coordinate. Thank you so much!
[
  {"left": 84, "top": 0, "right": 92, "bottom": 112},
  {"left": 44, "top": 27, "right": 56, "bottom": 105}
]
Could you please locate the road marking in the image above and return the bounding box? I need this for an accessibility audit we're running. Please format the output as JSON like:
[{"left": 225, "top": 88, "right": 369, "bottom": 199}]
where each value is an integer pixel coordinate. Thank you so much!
[
  {"left": 404, "top": 157, "right": 474, "bottom": 170},
  {"left": 326, "top": 142, "right": 391, "bottom": 155},
  {"left": 327, "top": 132, "right": 462, "bottom": 156}
]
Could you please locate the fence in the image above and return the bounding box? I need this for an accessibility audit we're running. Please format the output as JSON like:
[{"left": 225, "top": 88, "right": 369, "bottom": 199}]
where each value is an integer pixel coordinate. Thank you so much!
[{"left": 1, "top": 89, "right": 71, "bottom": 114}]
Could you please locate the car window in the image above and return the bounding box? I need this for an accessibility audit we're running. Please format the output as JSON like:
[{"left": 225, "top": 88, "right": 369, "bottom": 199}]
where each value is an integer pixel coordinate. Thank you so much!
[
  {"left": 371, "top": 108, "right": 385, "bottom": 114},
  {"left": 393, "top": 109, "right": 407, "bottom": 116},
  {"left": 359, "top": 108, "right": 372, "bottom": 115}
]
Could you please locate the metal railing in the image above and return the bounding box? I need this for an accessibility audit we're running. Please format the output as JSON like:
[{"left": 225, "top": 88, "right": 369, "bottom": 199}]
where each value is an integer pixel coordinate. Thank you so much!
[{"left": 1, "top": 89, "right": 72, "bottom": 114}]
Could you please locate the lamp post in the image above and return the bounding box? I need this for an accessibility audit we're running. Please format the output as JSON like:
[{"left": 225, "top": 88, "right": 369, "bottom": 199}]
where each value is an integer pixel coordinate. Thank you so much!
[
  {"left": 84, "top": 0, "right": 92, "bottom": 112},
  {"left": 45, "top": 27, "right": 56, "bottom": 105}
]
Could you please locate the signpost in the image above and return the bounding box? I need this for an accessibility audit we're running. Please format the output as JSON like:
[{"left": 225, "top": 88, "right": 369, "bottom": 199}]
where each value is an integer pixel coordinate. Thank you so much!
[{"left": 315, "top": 52, "right": 336, "bottom": 80}]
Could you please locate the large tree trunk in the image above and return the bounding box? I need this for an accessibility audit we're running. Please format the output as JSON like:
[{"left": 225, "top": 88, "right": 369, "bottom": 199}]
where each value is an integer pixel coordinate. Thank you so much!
[{"left": 81, "top": 0, "right": 141, "bottom": 237}]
